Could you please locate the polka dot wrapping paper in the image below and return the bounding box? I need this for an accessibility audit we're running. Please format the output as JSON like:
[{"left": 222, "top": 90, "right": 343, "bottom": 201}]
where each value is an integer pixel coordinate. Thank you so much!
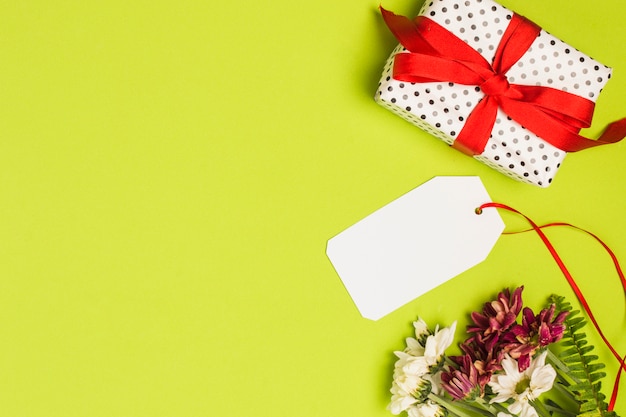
[{"left": 375, "top": 0, "right": 613, "bottom": 187}]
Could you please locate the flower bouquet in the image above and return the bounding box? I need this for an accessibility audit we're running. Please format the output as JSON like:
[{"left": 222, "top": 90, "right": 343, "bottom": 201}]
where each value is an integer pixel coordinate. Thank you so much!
[{"left": 389, "top": 286, "right": 620, "bottom": 417}]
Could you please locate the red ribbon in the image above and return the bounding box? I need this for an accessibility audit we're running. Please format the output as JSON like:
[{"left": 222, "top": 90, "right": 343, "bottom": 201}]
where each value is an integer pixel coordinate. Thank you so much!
[
  {"left": 381, "top": 8, "right": 626, "bottom": 156},
  {"left": 478, "top": 203, "right": 626, "bottom": 411}
]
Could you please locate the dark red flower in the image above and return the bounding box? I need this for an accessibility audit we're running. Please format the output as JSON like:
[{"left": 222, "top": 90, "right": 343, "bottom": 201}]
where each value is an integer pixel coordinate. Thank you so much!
[
  {"left": 467, "top": 286, "right": 524, "bottom": 352},
  {"left": 502, "top": 304, "right": 568, "bottom": 371},
  {"left": 459, "top": 338, "right": 503, "bottom": 388},
  {"left": 441, "top": 354, "right": 482, "bottom": 400}
]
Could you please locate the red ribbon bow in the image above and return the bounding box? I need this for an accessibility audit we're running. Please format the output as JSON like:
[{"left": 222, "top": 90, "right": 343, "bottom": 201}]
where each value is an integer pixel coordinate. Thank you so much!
[{"left": 381, "top": 8, "right": 626, "bottom": 156}]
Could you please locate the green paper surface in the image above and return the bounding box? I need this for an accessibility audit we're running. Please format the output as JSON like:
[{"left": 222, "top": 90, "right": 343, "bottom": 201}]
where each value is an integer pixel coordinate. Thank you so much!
[{"left": 0, "top": 0, "right": 624, "bottom": 416}]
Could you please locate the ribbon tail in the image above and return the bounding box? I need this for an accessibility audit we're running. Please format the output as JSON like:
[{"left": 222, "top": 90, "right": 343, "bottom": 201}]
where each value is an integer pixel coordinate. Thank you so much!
[
  {"left": 500, "top": 98, "right": 626, "bottom": 152},
  {"left": 379, "top": 7, "right": 438, "bottom": 55},
  {"left": 596, "top": 118, "right": 626, "bottom": 144}
]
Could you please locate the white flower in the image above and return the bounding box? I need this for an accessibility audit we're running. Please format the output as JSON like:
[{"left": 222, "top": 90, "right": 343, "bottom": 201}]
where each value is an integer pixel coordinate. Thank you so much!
[
  {"left": 413, "top": 317, "right": 429, "bottom": 338},
  {"left": 389, "top": 376, "right": 431, "bottom": 414},
  {"left": 424, "top": 371, "right": 444, "bottom": 396},
  {"left": 403, "top": 320, "right": 456, "bottom": 368},
  {"left": 405, "top": 318, "right": 429, "bottom": 356},
  {"left": 489, "top": 351, "right": 556, "bottom": 417},
  {"left": 389, "top": 383, "right": 419, "bottom": 415},
  {"left": 389, "top": 320, "right": 457, "bottom": 415},
  {"left": 423, "top": 321, "right": 456, "bottom": 367},
  {"left": 394, "top": 367, "right": 425, "bottom": 394},
  {"left": 394, "top": 351, "right": 430, "bottom": 378},
  {"left": 406, "top": 401, "right": 445, "bottom": 417},
  {"left": 389, "top": 351, "right": 433, "bottom": 415}
]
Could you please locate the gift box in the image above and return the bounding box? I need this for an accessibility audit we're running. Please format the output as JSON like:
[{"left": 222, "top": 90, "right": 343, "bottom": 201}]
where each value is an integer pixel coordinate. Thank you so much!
[{"left": 375, "top": 0, "right": 622, "bottom": 187}]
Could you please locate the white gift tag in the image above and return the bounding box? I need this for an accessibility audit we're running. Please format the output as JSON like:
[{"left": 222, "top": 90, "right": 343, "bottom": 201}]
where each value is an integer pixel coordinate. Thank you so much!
[{"left": 326, "top": 176, "right": 504, "bottom": 320}]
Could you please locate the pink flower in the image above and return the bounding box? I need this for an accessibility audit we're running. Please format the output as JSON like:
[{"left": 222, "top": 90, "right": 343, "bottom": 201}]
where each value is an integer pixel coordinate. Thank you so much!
[
  {"left": 467, "top": 287, "right": 524, "bottom": 353},
  {"left": 503, "top": 304, "right": 568, "bottom": 371},
  {"left": 441, "top": 354, "right": 482, "bottom": 400},
  {"left": 459, "top": 338, "right": 503, "bottom": 388}
]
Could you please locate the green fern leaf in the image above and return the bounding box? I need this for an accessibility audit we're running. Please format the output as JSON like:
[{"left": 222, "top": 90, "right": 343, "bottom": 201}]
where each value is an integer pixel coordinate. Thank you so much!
[
  {"left": 586, "top": 363, "right": 606, "bottom": 373},
  {"left": 581, "top": 402, "right": 601, "bottom": 413},
  {"left": 589, "top": 373, "right": 607, "bottom": 383},
  {"left": 568, "top": 383, "right": 594, "bottom": 393},
  {"left": 548, "top": 295, "right": 617, "bottom": 417},
  {"left": 578, "top": 410, "right": 603, "bottom": 417}
]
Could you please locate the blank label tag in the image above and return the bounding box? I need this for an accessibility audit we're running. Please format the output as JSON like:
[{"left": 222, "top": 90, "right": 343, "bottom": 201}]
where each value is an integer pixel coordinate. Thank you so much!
[{"left": 326, "top": 176, "right": 504, "bottom": 320}]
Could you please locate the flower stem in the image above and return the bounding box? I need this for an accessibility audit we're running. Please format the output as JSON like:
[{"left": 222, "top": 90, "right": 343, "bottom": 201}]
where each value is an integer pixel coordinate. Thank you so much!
[
  {"left": 531, "top": 399, "right": 553, "bottom": 417},
  {"left": 474, "top": 397, "right": 502, "bottom": 416},
  {"left": 488, "top": 401, "right": 510, "bottom": 415},
  {"left": 543, "top": 403, "right": 577, "bottom": 417},
  {"left": 550, "top": 379, "right": 577, "bottom": 403},
  {"left": 427, "top": 394, "right": 472, "bottom": 417},
  {"left": 427, "top": 394, "right": 495, "bottom": 417}
]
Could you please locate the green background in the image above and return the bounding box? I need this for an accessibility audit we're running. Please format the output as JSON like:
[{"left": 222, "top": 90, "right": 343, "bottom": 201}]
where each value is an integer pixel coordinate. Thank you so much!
[{"left": 0, "top": 0, "right": 624, "bottom": 415}]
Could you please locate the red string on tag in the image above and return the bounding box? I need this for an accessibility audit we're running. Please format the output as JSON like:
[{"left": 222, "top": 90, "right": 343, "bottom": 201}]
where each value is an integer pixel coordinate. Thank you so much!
[{"left": 478, "top": 202, "right": 626, "bottom": 410}]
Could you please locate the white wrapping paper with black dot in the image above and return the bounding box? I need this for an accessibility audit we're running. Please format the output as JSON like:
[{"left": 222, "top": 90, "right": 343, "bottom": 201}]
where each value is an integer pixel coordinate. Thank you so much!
[{"left": 376, "top": 0, "right": 615, "bottom": 187}]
